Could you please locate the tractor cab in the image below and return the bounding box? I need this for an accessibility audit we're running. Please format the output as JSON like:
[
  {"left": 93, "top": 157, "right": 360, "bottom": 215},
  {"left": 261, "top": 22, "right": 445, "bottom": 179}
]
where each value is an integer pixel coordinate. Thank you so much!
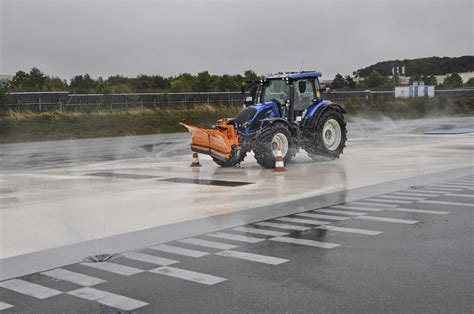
[{"left": 243, "top": 72, "right": 326, "bottom": 124}]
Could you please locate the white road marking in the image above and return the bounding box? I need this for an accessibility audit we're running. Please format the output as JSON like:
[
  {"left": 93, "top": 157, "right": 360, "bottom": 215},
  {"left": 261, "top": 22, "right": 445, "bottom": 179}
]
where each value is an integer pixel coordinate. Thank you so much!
[
  {"left": 68, "top": 287, "right": 148, "bottom": 311},
  {"left": 331, "top": 205, "right": 384, "bottom": 212},
  {"left": 206, "top": 232, "right": 265, "bottom": 243},
  {"left": 215, "top": 250, "right": 289, "bottom": 265},
  {"left": 378, "top": 195, "right": 426, "bottom": 201},
  {"left": 318, "top": 209, "right": 367, "bottom": 216},
  {"left": 439, "top": 183, "right": 474, "bottom": 187},
  {"left": 296, "top": 212, "right": 349, "bottom": 221},
  {"left": 355, "top": 216, "right": 418, "bottom": 224},
  {"left": 447, "top": 180, "right": 474, "bottom": 184},
  {"left": 178, "top": 238, "right": 238, "bottom": 250},
  {"left": 363, "top": 198, "right": 412, "bottom": 204},
  {"left": 270, "top": 237, "right": 340, "bottom": 249},
  {"left": 232, "top": 226, "right": 289, "bottom": 237},
  {"left": 41, "top": 268, "right": 106, "bottom": 286},
  {"left": 421, "top": 187, "right": 463, "bottom": 192},
  {"left": 253, "top": 221, "right": 311, "bottom": 231},
  {"left": 315, "top": 225, "right": 382, "bottom": 235},
  {"left": 124, "top": 252, "right": 179, "bottom": 266},
  {"left": 150, "top": 266, "right": 226, "bottom": 285},
  {"left": 0, "top": 279, "right": 62, "bottom": 299},
  {"left": 348, "top": 201, "right": 399, "bottom": 208},
  {"left": 81, "top": 262, "right": 143, "bottom": 276},
  {"left": 275, "top": 217, "right": 331, "bottom": 225},
  {"left": 0, "top": 301, "right": 14, "bottom": 310},
  {"left": 391, "top": 192, "right": 440, "bottom": 198},
  {"left": 417, "top": 200, "right": 474, "bottom": 208},
  {"left": 150, "top": 244, "right": 209, "bottom": 257},
  {"left": 387, "top": 208, "right": 449, "bottom": 215},
  {"left": 403, "top": 189, "right": 442, "bottom": 195},
  {"left": 446, "top": 193, "right": 474, "bottom": 198},
  {"left": 429, "top": 184, "right": 472, "bottom": 190}
]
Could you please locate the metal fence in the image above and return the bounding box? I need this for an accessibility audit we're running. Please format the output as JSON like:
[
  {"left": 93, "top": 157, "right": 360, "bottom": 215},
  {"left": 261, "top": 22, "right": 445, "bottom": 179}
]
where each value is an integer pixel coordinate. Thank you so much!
[{"left": 4, "top": 88, "right": 474, "bottom": 112}]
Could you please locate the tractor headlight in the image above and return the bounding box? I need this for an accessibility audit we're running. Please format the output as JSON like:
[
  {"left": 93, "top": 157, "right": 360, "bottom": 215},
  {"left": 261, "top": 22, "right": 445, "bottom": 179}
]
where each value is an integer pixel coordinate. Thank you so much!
[{"left": 243, "top": 122, "right": 250, "bottom": 129}]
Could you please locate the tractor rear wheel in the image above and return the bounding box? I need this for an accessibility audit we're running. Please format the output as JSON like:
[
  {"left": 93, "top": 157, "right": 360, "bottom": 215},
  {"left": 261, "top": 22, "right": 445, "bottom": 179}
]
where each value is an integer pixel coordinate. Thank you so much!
[
  {"left": 306, "top": 108, "right": 347, "bottom": 160},
  {"left": 254, "top": 124, "right": 294, "bottom": 169}
]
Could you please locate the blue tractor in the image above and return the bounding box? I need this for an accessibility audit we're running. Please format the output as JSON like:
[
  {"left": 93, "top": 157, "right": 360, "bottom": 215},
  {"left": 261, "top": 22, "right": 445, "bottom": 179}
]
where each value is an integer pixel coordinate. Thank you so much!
[{"left": 181, "top": 72, "right": 347, "bottom": 169}]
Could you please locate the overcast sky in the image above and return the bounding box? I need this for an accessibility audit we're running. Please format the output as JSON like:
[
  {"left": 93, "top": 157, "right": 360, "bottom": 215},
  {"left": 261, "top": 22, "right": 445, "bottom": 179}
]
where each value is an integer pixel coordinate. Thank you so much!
[{"left": 1, "top": 0, "right": 472, "bottom": 80}]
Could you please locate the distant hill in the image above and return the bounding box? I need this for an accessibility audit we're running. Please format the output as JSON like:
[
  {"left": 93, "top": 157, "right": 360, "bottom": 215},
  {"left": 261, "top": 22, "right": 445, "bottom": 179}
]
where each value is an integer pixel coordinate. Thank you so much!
[{"left": 356, "top": 56, "right": 474, "bottom": 77}]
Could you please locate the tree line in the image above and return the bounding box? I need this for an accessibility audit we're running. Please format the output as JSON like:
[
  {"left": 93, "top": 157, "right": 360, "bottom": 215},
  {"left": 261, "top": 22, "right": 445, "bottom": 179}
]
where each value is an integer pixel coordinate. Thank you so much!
[
  {"left": 3, "top": 68, "right": 260, "bottom": 94},
  {"left": 356, "top": 56, "right": 474, "bottom": 77}
]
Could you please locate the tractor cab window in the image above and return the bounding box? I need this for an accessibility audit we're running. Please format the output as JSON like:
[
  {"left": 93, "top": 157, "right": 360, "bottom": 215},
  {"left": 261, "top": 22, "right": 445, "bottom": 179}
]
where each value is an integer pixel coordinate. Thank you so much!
[
  {"left": 261, "top": 79, "right": 289, "bottom": 105},
  {"left": 293, "top": 79, "right": 316, "bottom": 111}
]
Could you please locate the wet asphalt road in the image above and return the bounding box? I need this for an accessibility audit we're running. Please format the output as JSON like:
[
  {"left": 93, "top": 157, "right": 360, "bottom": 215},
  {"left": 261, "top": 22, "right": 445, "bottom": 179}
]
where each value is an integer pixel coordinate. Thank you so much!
[{"left": 1, "top": 174, "right": 473, "bottom": 313}]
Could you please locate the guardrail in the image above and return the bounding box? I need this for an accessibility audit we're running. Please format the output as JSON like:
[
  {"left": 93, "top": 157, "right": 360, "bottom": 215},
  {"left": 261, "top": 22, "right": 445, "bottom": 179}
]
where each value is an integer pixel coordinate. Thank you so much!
[{"left": 4, "top": 88, "right": 474, "bottom": 112}]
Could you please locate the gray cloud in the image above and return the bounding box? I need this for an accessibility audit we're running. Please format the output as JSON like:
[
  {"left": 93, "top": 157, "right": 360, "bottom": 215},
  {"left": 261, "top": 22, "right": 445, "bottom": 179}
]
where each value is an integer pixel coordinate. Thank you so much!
[{"left": 1, "top": 0, "right": 472, "bottom": 80}]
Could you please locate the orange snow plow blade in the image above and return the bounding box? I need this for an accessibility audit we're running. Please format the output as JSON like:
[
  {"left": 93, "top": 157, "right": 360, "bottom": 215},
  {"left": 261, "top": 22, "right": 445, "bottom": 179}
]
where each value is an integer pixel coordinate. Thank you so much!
[{"left": 180, "top": 119, "right": 239, "bottom": 161}]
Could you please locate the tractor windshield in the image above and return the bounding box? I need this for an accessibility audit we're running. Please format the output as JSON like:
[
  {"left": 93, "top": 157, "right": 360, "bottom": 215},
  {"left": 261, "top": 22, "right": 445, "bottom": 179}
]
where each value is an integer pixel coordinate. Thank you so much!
[{"left": 261, "top": 79, "right": 289, "bottom": 104}]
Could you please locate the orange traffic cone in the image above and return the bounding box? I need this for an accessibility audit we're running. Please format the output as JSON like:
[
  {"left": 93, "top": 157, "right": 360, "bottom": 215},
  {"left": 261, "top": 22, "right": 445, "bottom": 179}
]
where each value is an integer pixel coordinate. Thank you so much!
[
  {"left": 190, "top": 152, "right": 202, "bottom": 167},
  {"left": 273, "top": 146, "right": 287, "bottom": 172}
]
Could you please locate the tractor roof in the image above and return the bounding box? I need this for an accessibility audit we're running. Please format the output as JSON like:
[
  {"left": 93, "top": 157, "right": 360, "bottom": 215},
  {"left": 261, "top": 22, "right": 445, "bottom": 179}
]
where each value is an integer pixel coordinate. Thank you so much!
[{"left": 265, "top": 71, "right": 322, "bottom": 81}]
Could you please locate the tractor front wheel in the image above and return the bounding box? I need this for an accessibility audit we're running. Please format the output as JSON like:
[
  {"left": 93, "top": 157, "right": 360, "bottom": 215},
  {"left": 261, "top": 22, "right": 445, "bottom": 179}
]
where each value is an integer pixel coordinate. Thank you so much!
[{"left": 254, "top": 124, "right": 294, "bottom": 169}]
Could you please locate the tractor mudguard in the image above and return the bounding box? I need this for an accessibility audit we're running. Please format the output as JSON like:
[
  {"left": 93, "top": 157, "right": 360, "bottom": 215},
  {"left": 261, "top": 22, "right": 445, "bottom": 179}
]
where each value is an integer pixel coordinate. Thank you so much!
[
  {"left": 302, "top": 101, "right": 345, "bottom": 129},
  {"left": 259, "top": 118, "right": 297, "bottom": 136},
  {"left": 180, "top": 120, "right": 239, "bottom": 161}
]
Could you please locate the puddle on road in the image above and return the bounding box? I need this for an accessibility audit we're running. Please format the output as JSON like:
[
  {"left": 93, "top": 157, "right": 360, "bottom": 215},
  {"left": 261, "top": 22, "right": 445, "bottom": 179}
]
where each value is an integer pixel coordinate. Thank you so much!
[
  {"left": 87, "top": 172, "right": 162, "bottom": 180},
  {"left": 158, "top": 177, "right": 253, "bottom": 187}
]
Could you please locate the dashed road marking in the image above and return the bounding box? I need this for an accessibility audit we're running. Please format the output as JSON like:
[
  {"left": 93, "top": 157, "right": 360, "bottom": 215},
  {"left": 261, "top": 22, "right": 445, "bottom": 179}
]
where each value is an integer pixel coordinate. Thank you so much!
[
  {"left": 348, "top": 201, "right": 399, "bottom": 208},
  {"left": 232, "top": 226, "right": 289, "bottom": 237},
  {"left": 149, "top": 266, "right": 226, "bottom": 285},
  {"left": 430, "top": 184, "right": 473, "bottom": 189},
  {"left": 81, "top": 262, "right": 143, "bottom": 276},
  {"left": 0, "top": 301, "right": 14, "bottom": 310},
  {"left": 150, "top": 244, "right": 209, "bottom": 258},
  {"left": 275, "top": 217, "right": 331, "bottom": 225},
  {"left": 404, "top": 189, "right": 443, "bottom": 194},
  {"left": 253, "top": 221, "right": 311, "bottom": 231},
  {"left": 355, "top": 216, "right": 418, "bottom": 224},
  {"left": 215, "top": 250, "right": 289, "bottom": 265},
  {"left": 270, "top": 237, "right": 340, "bottom": 249},
  {"left": 446, "top": 193, "right": 474, "bottom": 198},
  {"left": 417, "top": 200, "right": 474, "bottom": 208},
  {"left": 318, "top": 209, "right": 367, "bottom": 216},
  {"left": 296, "top": 212, "right": 350, "bottom": 221},
  {"left": 0, "top": 279, "right": 62, "bottom": 299},
  {"left": 387, "top": 208, "right": 449, "bottom": 215},
  {"left": 315, "top": 225, "right": 382, "bottom": 235},
  {"left": 124, "top": 252, "right": 179, "bottom": 266},
  {"left": 391, "top": 192, "right": 439, "bottom": 198},
  {"left": 363, "top": 198, "right": 412, "bottom": 204},
  {"left": 331, "top": 205, "right": 384, "bottom": 212},
  {"left": 68, "top": 287, "right": 148, "bottom": 311},
  {"left": 206, "top": 232, "right": 265, "bottom": 243},
  {"left": 421, "top": 187, "right": 463, "bottom": 192},
  {"left": 41, "top": 268, "right": 106, "bottom": 286},
  {"left": 447, "top": 180, "right": 474, "bottom": 184},
  {"left": 178, "top": 238, "right": 238, "bottom": 250},
  {"left": 377, "top": 195, "right": 426, "bottom": 201}
]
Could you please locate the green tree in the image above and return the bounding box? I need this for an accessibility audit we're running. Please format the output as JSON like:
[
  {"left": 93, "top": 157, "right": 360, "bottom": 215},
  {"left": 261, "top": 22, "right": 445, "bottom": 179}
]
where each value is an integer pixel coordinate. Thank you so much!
[
  {"left": 193, "top": 71, "right": 212, "bottom": 92},
  {"left": 70, "top": 74, "right": 97, "bottom": 93},
  {"left": 464, "top": 77, "right": 474, "bottom": 87},
  {"left": 244, "top": 70, "right": 259, "bottom": 82},
  {"left": 44, "top": 77, "right": 68, "bottom": 91},
  {"left": 29, "top": 67, "right": 46, "bottom": 90},
  {"left": 331, "top": 74, "right": 345, "bottom": 89},
  {"left": 422, "top": 75, "right": 437, "bottom": 86},
  {"left": 366, "top": 70, "right": 383, "bottom": 89},
  {"left": 443, "top": 73, "right": 463, "bottom": 87},
  {"left": 9, "top": 70, "right": 30, "bottom": 91},
  {"left": 112, "top": 83, "right": 132, "bottom": 94},
  {"left": 0, "top": 81, "right": 10, "bottom": 109},
  {"left": 345, "top": 75, "right": 356, "bottom": 89}
]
